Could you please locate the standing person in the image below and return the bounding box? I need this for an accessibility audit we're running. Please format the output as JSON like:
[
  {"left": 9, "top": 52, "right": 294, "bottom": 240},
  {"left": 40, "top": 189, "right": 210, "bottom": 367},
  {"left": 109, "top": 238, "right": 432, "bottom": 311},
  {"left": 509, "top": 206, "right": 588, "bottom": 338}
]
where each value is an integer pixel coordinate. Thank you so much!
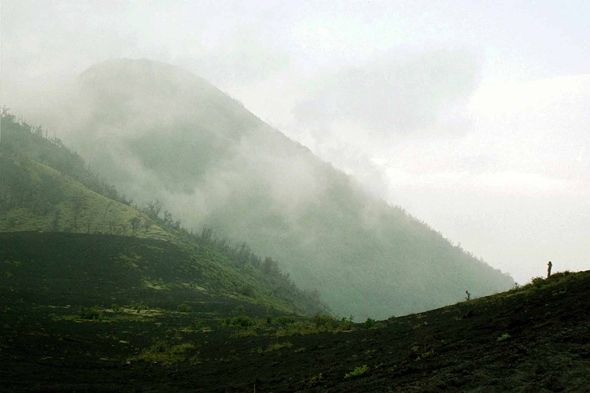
[{"left": 547, "top": 261, "right": 553, "bottom": 279}]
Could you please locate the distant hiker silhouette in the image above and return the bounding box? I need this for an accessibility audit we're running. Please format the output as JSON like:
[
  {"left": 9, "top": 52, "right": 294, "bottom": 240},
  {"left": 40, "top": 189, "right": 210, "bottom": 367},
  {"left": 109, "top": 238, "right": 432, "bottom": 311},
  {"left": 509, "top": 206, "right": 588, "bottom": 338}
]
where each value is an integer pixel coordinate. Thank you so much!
[{"left": 547, "top": 261, "right": 553, "bottom": 278}]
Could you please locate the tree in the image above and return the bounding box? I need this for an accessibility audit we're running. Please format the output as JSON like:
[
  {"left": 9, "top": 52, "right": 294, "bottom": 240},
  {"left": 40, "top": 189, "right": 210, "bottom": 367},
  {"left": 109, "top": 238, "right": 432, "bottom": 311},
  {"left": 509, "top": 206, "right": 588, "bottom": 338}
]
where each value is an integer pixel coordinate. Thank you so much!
[
  {"left": 129, "top": 215, "right": 142, "bottom": 236},
  {"left": 263, "top": 257, "right": 279, "bottom": 276},
  {"left": 72, "top": 197, "right": 84, "bottom": 230},
  {"left": 145, "top": 200, "right": 163, "bottom": 220},
  {"left": 142, "top": 218, "right": 152, "bottom": 235}
]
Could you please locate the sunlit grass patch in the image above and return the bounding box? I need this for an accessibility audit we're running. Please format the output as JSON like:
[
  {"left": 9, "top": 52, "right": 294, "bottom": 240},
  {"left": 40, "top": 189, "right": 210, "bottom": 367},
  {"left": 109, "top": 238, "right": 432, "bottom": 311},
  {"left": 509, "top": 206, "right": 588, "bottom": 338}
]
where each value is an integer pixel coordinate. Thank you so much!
[
  {"left": 265, "top": 341, "right": 293, "bottom": 352},
  {"left": 272, "top": 316, "right": 356, "bottom": 337},
  {"left": 344, "top": 364, "right": 370, "bottom": 379},
  {"left": 130, "top": 341, "right": 200, "bottom": 366},
  {"left": 304, "top": 373, "right": 323, "bottom": 388},
  {"left": 177, "top": 303, "right": 192, "bottom": 313},
  {"left": 497, "top": 333, "right": 511, "bottom": 342},
  {"left": 78, "top": 307, "right": 103, "bottom": 320},
  {"left": 231, "top": 330, "right": 258, "bottom": 338},
  {"left": 141, "top": 277, "right": 168, "bottom": 290},
  {"left": 254, "top": 341, "right": 294, "bottom": 354}
]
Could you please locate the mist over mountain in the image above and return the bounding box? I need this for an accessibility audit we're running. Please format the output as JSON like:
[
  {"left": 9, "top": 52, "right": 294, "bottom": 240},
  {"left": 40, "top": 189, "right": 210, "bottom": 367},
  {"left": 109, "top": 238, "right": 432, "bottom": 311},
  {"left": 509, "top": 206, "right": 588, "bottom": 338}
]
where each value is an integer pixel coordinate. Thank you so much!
[{"left": 61, "top": 58, "right": 512, "bottom": 318}]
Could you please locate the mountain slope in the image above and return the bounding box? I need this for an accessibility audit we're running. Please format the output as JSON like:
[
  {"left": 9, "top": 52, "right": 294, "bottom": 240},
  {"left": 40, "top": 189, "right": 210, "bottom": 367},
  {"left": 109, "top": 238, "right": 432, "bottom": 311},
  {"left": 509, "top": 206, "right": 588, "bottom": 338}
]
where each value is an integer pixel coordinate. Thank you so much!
[
  {"left": 2, "top": 253, "right": 588, "bottom": 392},
  {"left": 0, "top": 111, "right": 328, "bottom": 316},
  {"left": 58, "top": 58, "right": 513, "bottom": 318}
]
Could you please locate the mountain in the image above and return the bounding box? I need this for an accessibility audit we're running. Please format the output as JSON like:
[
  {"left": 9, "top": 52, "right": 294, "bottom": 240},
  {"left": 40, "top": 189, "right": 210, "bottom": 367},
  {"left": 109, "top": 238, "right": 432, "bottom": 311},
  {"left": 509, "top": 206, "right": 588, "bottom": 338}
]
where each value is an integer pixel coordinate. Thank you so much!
[
  {"left": 0, "top": 111, "right": 328, "bottom": 316},
  {"left": 57, "top": 58, "right": 513, "bottom": 319}
]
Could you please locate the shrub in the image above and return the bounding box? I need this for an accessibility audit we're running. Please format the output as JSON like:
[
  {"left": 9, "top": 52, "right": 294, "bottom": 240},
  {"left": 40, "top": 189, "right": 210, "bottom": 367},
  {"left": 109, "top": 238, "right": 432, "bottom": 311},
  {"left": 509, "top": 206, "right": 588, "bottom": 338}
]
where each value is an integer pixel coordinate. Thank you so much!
[
  {"left": 177, "top": 303, "right": 192, "bottom": 313},
  {"left": 497, "top": 333, "right": 511, "bottom": 342},
  {"left": 111, "top": 304, "right": 120, "bottom": 312},
  {"left": 276, "top": 316, "right": 296, "bottom": 326},
  {"left": 531, "top": 277, "right": 545, "bottom": 288},
  {"left": 132, "top": 341, "right": 198, "bottom": 366},
  {"left": 313, "top": 314, "right": 339, "bottom": 330},
  {"left": 189, "top": 320, "right": 209, "bottom": 331},
  {"left": 365, "top": 318, "right": 376, "bottom": 328},
  {"left": 415, "top": 350, "right": 434, "bottom": 361},
  {"left": 306, "top": 373, "right": 323, "bottom": 388},
  {"left": 265, "top": 341, "right": 293, "bottom": 352},
  {"left": 237, "top": 284, "right": 254, "bottom": 297},
  {"left": 226, "top": 315, "right": 255, "bottom": 328},
  {"left": 232, "top": 330, "right": 258, "bottom": 338},
  {"left": 344, "top": 364, "right": 370, "bottom": 379},
  {"left": 232, "top": 305, "right": 246, "bottom": 315},
  {"left": 78, "top": 307, "right": 102, "bottom": 320}
]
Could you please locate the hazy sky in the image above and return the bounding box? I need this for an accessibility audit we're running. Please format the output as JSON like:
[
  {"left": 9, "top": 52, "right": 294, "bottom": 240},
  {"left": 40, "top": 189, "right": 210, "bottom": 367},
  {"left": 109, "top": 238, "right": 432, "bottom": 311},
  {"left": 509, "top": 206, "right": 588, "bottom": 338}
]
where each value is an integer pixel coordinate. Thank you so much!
[{"left": 2, "top": 0, "right": 589, "bottom": 284}]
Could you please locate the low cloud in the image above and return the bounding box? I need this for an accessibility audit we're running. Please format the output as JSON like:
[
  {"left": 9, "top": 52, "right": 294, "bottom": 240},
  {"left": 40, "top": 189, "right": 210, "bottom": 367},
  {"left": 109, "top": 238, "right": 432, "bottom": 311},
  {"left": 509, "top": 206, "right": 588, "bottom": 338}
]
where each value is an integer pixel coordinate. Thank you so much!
[{"left": 293, "top": 49, "right": 482, "bottom": 138}]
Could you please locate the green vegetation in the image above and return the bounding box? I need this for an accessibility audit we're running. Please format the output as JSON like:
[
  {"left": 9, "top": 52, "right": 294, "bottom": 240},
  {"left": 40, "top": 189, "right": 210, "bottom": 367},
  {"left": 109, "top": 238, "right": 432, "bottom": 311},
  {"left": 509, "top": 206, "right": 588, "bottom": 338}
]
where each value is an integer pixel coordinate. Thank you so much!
[
  {"left": 188, "top": 320, "right": 211, "bottom": 331},
  {"left": 177, "top": 303, "right": 192, "bottom": 313},
  {"left": 264, "top": 341, "right": 293, "bottom": 352},
  {"left": 497, "top": 333, "right": 511, "bottom": 342},
  {"left": 504, "top": 271, "right": 574, "bottom": 299},
  {"left": 232, "top": 305, "right": 246, "bottom": 315},
  {"left": 415, "top": 350, "right": 434, "bottom": 361},
  {"left": 305, "top": 373, "right": 323, "bottom": 388},
  {"left": 344, "top": 364, "right": 370, "bottom": 379},
  {"left": 274, "top": 316, "right": 356, "bottom": 337},
  {"left": 365, "top": 318, "right": 376, "bottom": 328},
  {"left": 0, "top": 109, "right": 330, "bottom": 317},
  {"left": 223, "top": 316, "right": 256, "bottom": 328},
  {"left": 232, "top": 330, "right": 258, "bottom": 338},
  {"left": 131, "top": 341, "right": 200, "bottom": 366},
  {"left": 276, "top": 316, "right": 296, "bottom": 325},
  {"left": 312, "top": 314, "right": 354, "bottom": 331},
  {"left": 131, "top": 302, "right": 146, "bottom": 313},
  {"left": 77, "top": 307, "right": 103, "bottom": 320}
]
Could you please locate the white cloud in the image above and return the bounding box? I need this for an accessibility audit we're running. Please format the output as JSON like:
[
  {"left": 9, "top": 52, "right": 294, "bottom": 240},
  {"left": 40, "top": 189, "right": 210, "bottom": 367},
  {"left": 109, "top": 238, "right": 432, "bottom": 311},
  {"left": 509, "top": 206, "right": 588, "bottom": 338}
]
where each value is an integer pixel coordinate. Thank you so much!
[{"left": 293, "top": 49, "right": 481, "bottom": 137}]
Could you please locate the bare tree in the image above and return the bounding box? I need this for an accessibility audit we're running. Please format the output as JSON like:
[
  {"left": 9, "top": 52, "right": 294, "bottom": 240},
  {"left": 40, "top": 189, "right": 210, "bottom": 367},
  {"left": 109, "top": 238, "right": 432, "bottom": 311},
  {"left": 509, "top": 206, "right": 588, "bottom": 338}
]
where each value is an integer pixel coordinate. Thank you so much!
[
  {"left": 145, "top": 200, "right": 163, "bottom": 220},
  {"left": 72, "top": 196, "right": 84, "bottom": 230},
  {"left": 142, "top": 218, "right": 152, "bottom": 235},
  {"left": 129, "top": 215, "right": 142, "bottom": 236}
]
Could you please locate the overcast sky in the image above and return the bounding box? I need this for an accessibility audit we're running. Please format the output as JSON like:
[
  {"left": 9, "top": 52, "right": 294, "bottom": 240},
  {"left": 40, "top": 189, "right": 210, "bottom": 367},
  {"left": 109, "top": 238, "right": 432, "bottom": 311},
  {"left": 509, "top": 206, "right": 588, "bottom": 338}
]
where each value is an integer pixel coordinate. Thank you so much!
[{"left": 2, "top": 0, "right": 589, "bottom": 284}]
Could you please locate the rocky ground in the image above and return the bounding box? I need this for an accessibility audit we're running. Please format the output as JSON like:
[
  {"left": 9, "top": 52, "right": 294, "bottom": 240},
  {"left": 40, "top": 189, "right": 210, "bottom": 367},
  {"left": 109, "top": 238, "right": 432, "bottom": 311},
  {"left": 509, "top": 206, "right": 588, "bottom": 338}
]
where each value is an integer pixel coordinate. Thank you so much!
[{"left": 1, "top": 233, "right": 589, "bottom": 392}]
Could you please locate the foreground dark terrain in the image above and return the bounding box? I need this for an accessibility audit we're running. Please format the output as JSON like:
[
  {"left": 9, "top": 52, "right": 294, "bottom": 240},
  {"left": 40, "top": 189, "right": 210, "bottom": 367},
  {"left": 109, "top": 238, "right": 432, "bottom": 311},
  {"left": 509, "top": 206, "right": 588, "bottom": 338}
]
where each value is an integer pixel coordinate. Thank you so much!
[{"left": 1, "top": 233, "right": 589, "bottom": 392}]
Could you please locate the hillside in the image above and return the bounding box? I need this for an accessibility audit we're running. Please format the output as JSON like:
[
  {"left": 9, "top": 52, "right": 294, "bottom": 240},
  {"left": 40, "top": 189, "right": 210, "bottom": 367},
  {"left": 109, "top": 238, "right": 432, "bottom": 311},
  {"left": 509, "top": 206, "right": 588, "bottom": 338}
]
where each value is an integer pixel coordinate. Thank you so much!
[
  {"left": 1, "top": 242, "right": 588, "bottom": 392},
  {"left": 58, "top": 58, "right": 513, "bottom": 318},
  {"left": 0, "top": 111, "right": 329, "bottom": 316}
]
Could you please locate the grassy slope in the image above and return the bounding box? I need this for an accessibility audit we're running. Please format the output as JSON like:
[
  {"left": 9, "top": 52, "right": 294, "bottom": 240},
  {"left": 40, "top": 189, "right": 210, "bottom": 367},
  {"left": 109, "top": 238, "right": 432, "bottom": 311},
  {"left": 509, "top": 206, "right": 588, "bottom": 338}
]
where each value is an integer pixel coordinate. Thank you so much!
[
  {"left": 0, "top": 114, "right": 328, "bottom": 316},
  {"left": 0, "top": 159, "right": 175, "bottom": 242},
  {"left": 0, "top": 232, "right": 308, "bottom": 314}
]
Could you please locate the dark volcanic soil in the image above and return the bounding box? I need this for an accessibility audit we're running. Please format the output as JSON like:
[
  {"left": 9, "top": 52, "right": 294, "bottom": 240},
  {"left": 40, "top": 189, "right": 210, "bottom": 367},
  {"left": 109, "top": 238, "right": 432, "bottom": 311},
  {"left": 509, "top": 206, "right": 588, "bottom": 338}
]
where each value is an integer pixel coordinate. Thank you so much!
[{"left": 1, "top": 233, "right": 589, "bottom": 392}]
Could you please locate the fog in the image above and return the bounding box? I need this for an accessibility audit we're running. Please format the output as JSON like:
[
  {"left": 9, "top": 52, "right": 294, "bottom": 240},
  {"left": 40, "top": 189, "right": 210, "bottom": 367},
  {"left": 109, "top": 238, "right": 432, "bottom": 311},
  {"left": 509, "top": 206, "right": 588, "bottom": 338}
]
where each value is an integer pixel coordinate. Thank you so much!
[{"left": 2, "top": 0, "right": 589, "bottom": 285}]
